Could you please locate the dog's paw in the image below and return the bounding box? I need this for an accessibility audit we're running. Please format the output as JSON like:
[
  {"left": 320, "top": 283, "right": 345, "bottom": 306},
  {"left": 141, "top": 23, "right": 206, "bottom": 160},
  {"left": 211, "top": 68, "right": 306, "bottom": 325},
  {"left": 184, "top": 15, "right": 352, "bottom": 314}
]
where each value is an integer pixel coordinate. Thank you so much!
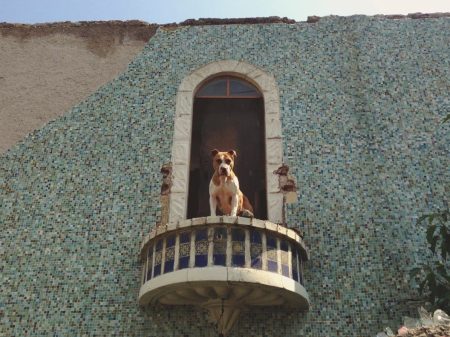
[{"left": 239, "top": 209, "right": 254, "bottom": 218}]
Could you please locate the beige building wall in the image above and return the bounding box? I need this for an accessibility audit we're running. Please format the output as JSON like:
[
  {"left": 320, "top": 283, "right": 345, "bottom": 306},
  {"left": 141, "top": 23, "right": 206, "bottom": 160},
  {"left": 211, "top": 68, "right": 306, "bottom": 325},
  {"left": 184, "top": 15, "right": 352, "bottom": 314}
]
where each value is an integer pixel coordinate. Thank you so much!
[{"left": 0, "top": 21, "right": 157, "bottom": 153}]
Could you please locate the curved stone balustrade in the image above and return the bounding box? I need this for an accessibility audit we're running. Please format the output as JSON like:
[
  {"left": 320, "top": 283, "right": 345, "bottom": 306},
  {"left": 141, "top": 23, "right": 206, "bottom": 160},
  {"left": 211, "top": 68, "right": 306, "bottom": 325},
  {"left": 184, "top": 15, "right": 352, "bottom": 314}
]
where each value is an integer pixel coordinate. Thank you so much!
[{"left": 139, "top": 217, "right": 310, "bottom": 335}]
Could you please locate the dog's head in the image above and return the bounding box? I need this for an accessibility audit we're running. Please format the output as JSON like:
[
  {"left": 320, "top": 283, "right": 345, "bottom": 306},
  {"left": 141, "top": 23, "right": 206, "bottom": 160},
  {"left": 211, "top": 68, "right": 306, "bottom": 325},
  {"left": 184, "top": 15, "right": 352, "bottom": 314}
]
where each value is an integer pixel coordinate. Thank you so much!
[{"left": 211, "top": 149, "right": 237, "bottom": 177}]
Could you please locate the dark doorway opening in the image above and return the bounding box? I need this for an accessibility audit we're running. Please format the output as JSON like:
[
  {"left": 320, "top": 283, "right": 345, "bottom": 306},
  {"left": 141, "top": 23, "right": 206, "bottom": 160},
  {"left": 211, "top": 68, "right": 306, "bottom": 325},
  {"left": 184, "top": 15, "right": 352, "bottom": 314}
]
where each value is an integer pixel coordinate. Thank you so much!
[{"left": 187, "top": 77, "right": 267, "bottom": 219}]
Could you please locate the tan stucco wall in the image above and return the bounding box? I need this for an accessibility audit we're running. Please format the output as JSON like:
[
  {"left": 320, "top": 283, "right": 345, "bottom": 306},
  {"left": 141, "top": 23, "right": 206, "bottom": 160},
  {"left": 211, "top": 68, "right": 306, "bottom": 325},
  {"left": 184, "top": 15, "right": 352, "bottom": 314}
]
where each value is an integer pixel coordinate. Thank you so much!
[{"left": 0, "top": 22, "right": 157, "bottom": 153}]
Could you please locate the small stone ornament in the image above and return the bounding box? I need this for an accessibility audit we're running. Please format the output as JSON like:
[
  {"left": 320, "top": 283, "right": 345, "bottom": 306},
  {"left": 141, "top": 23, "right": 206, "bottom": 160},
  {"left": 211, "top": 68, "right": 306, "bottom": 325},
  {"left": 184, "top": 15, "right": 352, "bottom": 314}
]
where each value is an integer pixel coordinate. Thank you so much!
[
  {"left": 433, "top": 309, "right": 450, "bottom": 325},
  {"left": 158, "top": 162, "right": 172, "bottom": 227},
  {"left": 273, "top": 164, "right": 298, "bottom": 224}
]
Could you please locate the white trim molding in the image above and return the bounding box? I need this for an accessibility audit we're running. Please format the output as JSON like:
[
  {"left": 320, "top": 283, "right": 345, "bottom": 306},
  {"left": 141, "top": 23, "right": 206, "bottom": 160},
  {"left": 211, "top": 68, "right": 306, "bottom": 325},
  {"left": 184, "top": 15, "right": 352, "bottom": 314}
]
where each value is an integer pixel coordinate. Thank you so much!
[{"left": 169, "top": 60, "right": 284, "bottom": 224}]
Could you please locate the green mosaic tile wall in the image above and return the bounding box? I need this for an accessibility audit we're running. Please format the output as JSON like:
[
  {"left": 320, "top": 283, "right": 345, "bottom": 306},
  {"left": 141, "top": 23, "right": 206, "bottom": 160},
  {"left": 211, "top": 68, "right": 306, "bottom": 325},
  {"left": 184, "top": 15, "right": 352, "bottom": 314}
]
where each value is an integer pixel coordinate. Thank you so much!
[{"left": 1, "top": 16, "right": 449, "bottom": 336}]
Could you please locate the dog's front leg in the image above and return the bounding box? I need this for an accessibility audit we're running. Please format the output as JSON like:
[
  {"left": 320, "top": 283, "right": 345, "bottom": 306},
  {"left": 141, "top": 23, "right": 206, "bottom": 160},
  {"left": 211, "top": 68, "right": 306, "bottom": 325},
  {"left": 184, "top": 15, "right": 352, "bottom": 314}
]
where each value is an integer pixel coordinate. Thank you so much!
[
  {"left": 210, "top": 195, "right": 217, "bottom": 216},
  {"left": 230, "top": 195, "right": 238, "bottom": 216}
]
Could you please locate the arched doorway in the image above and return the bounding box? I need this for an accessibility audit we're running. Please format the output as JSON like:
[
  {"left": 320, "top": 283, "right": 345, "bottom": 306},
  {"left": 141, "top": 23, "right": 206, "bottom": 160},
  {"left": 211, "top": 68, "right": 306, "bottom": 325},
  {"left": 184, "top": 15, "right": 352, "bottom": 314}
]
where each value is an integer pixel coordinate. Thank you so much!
[{"left": 187, "top": 76, "right": 268, "bottom": 219}]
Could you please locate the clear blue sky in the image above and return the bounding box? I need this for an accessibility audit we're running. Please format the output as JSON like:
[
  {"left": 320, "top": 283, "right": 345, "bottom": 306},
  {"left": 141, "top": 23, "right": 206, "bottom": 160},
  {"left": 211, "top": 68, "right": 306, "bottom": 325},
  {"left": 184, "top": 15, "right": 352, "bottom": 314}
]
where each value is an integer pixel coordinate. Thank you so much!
[{"left": 1, "top": 0, "right": 449, "bottom": 24}]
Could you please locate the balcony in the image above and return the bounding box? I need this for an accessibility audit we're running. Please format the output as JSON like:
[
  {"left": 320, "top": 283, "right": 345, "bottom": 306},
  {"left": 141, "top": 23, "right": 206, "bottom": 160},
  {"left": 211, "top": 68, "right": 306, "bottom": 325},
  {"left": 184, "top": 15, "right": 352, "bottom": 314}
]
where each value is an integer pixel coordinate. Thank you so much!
[{"left": 139, "top": 216, "right": 309, "bottom": 335}]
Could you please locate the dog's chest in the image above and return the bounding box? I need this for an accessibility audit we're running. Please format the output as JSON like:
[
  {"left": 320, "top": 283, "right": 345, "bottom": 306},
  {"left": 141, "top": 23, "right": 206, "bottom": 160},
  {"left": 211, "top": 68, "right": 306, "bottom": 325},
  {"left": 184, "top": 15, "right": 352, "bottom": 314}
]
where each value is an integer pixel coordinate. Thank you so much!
[
  {"left": 211, "top": 178, "right": 237, "bottom": 196},
  {"left": 211, "top": 179, "right": 238, "bottom": 214}
]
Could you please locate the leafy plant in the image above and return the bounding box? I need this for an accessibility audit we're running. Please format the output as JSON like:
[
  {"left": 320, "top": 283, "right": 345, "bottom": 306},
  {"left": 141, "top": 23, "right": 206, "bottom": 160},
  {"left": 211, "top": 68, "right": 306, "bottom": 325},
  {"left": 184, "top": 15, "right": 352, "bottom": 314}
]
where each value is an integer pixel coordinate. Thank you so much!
[
  {"left": 410, "top": 113, "right": 450, "bottom": 312},
  {"left": 442, "top": 113, "right": 450, "bottom": 124},
  {"left": 410, "top": 210, "right": 450, "bottom": 312}
]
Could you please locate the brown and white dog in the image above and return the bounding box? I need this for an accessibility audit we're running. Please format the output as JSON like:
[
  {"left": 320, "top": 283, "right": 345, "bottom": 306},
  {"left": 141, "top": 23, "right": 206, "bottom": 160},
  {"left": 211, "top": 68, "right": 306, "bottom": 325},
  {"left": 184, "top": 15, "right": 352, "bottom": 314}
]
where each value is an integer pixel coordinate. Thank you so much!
[{"left": 209, "top": 149, "right": 254, "bottom": 217}]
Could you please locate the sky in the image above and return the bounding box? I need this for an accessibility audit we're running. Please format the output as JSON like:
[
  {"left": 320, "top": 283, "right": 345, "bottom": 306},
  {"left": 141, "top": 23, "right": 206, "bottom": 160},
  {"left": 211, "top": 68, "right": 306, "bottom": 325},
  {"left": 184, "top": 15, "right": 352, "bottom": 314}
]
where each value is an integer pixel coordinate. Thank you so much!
[{"left": 1, "top": 0, "right": 449, "bottom": 24}]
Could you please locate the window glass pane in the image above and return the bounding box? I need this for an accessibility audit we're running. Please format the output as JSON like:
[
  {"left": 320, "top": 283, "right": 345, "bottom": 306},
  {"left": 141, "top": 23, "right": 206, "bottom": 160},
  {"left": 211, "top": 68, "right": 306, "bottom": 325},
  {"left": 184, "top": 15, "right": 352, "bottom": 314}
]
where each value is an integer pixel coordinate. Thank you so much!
[
  {"left": 266, "top": 235, "right": 278, "bottom": 273},
  {"left": 231, "top": 228, "right": 245, "bottom": 267},
  {"left": 179, "top": 231, "right": 191, "bottom": 269},
  {"left": 196, "top": 79, "right": 227, "bottom": 97},
  {"left": 164, "top": 234, "right": 176, "bottom": 274},
  {"left": 250, "top": 229, "right": 262, "bottom": 269},
  {"left": 229, "top": 79, "right": 261, "bottom": 97},
  {"left": 153, "top": 239, "right": 163, "bottom": 277},
  {"left": 213, "top": 227, "right": 227, "bottom": 266},
  {"left": 280, "top": 240, "right": 289, "bottom": 277},
  {"left": 195, "top": 229, "right": 209, "bottom": 267}
]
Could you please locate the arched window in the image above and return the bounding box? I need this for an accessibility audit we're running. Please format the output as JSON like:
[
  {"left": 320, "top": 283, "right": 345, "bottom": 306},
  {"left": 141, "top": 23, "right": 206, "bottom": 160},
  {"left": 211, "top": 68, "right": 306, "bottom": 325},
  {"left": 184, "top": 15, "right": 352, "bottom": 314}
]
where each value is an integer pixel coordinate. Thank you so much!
[
  {"left": 187, "top": 77, "right": 267, "bottom": 219},
  {"left": 169, "top": 61, "right": 284, "bottom": 224}
]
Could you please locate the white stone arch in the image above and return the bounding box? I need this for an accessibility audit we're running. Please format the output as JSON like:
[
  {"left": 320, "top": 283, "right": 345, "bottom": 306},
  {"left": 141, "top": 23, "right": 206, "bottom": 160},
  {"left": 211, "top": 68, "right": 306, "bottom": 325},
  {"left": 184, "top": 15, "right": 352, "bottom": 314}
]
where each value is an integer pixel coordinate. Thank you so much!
[{"left": 169, "top": 60, "right": 284, "bottom": 224}]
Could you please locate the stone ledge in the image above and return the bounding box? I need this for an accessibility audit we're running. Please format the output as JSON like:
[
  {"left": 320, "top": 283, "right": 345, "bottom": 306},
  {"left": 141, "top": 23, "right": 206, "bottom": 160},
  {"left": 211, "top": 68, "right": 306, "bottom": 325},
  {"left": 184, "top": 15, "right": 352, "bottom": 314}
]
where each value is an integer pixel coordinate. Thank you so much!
[
  {"left": 307, "top": 12, "right": 450, "bottom": 23},
  {"left": 175, "top": 17, "right": 296, "bottom": 26},
  {"left": 0, "top": 20, "right": 158, "bottom": 43},
  {"left": 139, "top": 267, "right": 310, "bottom": 309},
  {"left": 3, "top": 12, "right": 449, "bottom": 35}
]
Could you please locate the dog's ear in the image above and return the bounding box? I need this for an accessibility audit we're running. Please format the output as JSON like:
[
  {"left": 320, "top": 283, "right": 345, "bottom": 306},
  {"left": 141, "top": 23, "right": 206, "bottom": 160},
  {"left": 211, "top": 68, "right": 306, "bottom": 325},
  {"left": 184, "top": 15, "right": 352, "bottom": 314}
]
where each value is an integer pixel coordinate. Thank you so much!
[
  {"left": 211, "top": 149, "right": 219, "bottom": 157},
  {"left": 227, "top": 150, "right": 237, "bottom": 158}
]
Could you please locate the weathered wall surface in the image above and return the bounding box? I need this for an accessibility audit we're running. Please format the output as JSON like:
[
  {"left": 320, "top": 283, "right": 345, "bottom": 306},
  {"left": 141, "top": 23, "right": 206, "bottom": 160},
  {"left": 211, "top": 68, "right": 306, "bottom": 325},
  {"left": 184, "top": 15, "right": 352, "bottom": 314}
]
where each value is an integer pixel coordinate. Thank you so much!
[
  {"left": 1, "top": 16, "right": 449, "bottom": 337},
  {"left": 0, "top": 22, "right": 157, "bottom": 153}
]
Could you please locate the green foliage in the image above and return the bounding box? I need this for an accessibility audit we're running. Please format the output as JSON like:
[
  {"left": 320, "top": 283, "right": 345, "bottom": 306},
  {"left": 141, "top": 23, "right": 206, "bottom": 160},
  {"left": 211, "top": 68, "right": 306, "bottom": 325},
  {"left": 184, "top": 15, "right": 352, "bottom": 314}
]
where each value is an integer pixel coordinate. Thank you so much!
[
  {"left": 442, "top": 113, "right": 450, "bottom": 124},
  {"left": 410, "top": 114, "right": 450, "bottom": 312},
  {"left": 410, "top": 210, "right": 450, "bottom": 312}
]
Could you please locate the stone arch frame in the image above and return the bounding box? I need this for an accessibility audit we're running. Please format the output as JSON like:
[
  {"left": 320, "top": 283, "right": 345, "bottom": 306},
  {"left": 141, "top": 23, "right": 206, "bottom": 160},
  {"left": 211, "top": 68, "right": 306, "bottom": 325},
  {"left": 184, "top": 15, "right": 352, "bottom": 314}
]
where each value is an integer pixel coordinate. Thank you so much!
[{"left": 169, "top": 60, "right": 284, "bottom": 224}]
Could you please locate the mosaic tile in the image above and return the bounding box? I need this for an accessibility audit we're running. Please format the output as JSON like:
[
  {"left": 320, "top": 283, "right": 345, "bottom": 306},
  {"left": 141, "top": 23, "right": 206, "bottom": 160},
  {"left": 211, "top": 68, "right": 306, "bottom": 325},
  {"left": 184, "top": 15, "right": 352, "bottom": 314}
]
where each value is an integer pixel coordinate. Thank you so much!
[{"left": 1, "top": 15, "right": 449, "bottom": 336}]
